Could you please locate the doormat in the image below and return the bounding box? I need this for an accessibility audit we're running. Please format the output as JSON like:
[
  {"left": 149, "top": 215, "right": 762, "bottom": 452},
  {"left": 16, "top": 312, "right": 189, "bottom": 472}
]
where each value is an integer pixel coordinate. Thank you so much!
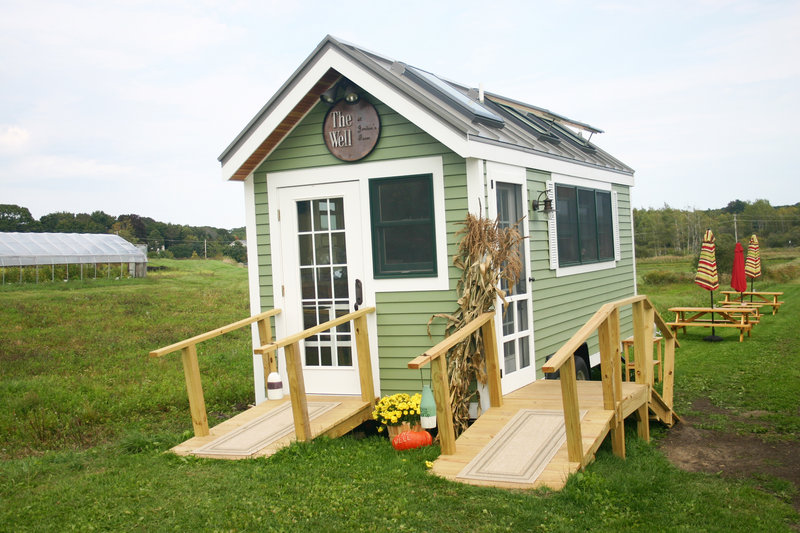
[
  {"left": 193, "top": 401, "right": 340, "bottom": 458},
  {"left": 456, "top": 409, "right": 587, "bottom": 484}
]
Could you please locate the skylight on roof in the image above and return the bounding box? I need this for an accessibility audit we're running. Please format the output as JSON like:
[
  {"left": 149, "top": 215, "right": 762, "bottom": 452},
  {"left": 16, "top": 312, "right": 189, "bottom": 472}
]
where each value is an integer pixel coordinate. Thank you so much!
[{"left": 403, "top": 66, "right": 504, "bottom": 128}]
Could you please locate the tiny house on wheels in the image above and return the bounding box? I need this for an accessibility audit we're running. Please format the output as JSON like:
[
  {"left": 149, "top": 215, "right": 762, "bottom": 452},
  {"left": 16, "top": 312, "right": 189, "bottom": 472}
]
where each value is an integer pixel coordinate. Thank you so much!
[{"left": 219, "top": 35, "right": 637, "bottom": 408}]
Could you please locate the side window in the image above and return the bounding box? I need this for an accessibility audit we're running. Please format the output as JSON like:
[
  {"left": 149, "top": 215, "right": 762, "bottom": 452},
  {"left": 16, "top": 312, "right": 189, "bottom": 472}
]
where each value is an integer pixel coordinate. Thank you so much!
[
  {"left": 555, "top": 184, "right": 614, "bottom": 267},
  {"left": 369, "top": 174, "right": 436, "bottom": 278}
]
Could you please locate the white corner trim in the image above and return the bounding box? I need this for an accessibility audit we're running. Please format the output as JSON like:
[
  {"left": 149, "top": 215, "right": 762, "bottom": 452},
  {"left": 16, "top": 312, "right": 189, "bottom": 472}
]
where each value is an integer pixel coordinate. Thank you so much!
[
  {"left": 267, "top": 155, "right": 450, "bottom": 293},
  {"left": 465, "top": 158, "right": 483, "bottom": 216},
  {"left": 243, "top": 175, "right": 266, "bottom": 404}
]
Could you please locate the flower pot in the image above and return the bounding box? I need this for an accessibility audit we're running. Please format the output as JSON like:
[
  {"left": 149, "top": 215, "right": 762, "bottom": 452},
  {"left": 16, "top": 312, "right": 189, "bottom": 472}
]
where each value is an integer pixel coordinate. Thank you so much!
[{"left": 386, "top": 422, "right": 421, "bottom": 438}]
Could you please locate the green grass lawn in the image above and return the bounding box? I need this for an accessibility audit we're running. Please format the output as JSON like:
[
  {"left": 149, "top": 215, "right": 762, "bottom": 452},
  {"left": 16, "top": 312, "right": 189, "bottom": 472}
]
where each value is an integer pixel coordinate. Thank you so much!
[{"left": 1, "top": 258, "right": 798, "bottom": 531}]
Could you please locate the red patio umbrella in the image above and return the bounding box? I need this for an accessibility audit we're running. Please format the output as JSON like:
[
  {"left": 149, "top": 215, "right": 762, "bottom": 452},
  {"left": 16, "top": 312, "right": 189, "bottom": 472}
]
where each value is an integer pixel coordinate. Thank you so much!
[
  {"left": 731, "top": 242, "right": 747, "bottom": 296},
  {"left": 745, "top": 234, "right": 761, "bottom": 298},
  {"left": 695, "top": 229, "right": 722, "bottom": 341}
]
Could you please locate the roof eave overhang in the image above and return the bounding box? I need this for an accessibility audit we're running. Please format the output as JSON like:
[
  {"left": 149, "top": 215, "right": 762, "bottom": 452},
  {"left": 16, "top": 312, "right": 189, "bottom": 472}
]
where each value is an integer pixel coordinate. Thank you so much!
[
  {"left": 465, "top": 135, "right": 635, "bottom": 187},
  {"left": 220, "top": 36, "right": 635, "bottom": 187},
  {"left": 220, "top": 41, "right": 472, "bottom": 182}
]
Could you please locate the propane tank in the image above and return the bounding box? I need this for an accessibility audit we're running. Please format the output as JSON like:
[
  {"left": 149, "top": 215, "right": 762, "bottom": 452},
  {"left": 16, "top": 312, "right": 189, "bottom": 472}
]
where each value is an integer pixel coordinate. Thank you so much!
[{"left": 267, "top": 372, "right": 284, "bottom": 400}]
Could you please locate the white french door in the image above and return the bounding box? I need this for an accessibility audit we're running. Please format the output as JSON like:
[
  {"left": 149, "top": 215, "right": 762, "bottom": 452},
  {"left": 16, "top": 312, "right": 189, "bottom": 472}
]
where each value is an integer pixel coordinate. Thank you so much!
[
  {"left": 277, "top": 181, "right": 366, "bottom": 395},
  {"left": 491, "top": 180, "right": 536, "bottom": 394}
]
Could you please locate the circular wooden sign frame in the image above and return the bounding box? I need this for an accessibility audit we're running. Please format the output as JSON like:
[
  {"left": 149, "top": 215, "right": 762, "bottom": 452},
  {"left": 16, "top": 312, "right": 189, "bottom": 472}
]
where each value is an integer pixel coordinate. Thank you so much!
[{"left": 322, "top": 99, "right": 381, "bottom": 162}]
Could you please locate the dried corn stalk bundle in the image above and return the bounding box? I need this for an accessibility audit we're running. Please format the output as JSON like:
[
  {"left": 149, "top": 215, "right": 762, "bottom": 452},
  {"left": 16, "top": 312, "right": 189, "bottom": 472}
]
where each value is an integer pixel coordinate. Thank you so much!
[{"left": 429, "top": 213, "right": 523, "bottom": 436}]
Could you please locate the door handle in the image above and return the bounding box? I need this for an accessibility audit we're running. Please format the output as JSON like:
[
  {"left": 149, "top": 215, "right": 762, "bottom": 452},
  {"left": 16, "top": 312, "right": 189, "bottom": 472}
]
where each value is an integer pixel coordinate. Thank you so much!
[{"left": 354, "top": 279, "right": 363, "bottom": 310}]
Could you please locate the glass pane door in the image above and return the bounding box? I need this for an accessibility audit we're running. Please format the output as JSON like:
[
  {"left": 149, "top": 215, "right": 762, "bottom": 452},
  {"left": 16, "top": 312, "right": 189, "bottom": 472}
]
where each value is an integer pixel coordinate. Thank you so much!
[
  {"left": 495, "top": 182, "right": 534, "bottom": 393},
  {"left": 278, "top": 181, "right": 364, "bottom": 395},
  {"left": 297, "top": 198, "right": 353, "bottom": 368}
]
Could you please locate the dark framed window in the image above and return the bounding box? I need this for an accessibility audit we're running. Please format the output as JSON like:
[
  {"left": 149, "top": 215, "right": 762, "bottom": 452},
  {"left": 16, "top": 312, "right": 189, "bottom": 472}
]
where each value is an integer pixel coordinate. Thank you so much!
[
  {"left": 369, "top": 174, "right": 436, "bottom": 278},
  {"left": 555, "top": 184, "right": 614, "bottom": 266}
]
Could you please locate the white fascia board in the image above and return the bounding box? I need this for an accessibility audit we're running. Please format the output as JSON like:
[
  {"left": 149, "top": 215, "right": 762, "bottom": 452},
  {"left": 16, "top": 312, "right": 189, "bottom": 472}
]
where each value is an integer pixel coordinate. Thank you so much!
[
  {"left": 221, "top": 56, "right": 335, "bottom": 182},
  {"left": 466, "top": 140, "right": 635, "bottom": 187},
  {"left": 221, "top": 48, "right": 470, "bottom": 181}
]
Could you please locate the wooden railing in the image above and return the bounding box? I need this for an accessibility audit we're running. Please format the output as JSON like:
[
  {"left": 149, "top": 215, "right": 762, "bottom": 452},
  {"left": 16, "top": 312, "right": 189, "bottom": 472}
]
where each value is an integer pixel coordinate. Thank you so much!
[
  {"left": 407, "top": 311, "right": 500, "bottom": 455},
  {"left": 254, "top": 307, "right": 377, "bottom": 443},
  {"left": 542, "top": 295, "right": 676, "bottom": 464},
  {"left": 149, "top": 309, "right": 282, "bottom": 437}
]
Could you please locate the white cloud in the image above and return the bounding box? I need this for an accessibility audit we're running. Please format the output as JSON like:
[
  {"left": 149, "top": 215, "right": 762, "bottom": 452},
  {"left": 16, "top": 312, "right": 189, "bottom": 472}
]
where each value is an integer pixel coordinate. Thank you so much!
[{"left": 0, "top": 125, "right": 31, "bottom": 154}]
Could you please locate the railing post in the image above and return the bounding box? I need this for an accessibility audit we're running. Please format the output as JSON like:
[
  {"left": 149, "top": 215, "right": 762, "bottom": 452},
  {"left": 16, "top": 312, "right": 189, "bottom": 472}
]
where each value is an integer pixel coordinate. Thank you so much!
[
  {"left": 180, "top": 344, "right": 209, "bottom": 437},
  {"left": 631, "top": 301, "right": 652, "bottom": 442},
  {"left": 662, "top": 336, "right": 676, "bottom": 411},
  {"left": 480, "top": 316, "right": 503, "bottom": 408},
  {"left": 284, "top": 341, "right": 311, "bottom": 442},
  {"left": 559, "top": 357, "right": 584, "bottom": 464},
  {"left": 632, "top": 301, "right": 654, "bottom": 388},
  {"left": 432, "top": 353, "right": 456, "bottom": 455},
  {"left": 257, "top": 317, "right": 277, "bottom": 376},
  {"left": 598, "top": 309, "right": 625, "bottom": 458},
  {"left": 354, "top": 313, "right": 375, "bottom": 407}
]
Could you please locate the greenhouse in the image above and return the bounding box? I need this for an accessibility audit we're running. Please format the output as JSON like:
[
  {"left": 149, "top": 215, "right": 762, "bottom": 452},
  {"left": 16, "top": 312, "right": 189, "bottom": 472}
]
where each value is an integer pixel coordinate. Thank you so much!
[{"left": 0, "top": 232, "right": 147, "bottom": 284}]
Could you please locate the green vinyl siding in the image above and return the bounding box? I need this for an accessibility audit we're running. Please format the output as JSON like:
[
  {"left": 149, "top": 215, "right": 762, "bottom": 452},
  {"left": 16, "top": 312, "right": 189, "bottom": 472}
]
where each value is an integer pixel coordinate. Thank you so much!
[
  {"left": 248, "top": 92, "right": 636, "bottom": 395},
  {"left": 527, "top": 170, "right": 636, "bottom": 376},
  {"left": 252, "top": 96, "right": 463, "bottom": 395}
]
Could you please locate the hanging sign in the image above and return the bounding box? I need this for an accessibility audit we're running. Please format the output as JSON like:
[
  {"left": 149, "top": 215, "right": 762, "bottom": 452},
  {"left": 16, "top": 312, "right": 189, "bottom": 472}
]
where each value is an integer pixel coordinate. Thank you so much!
[{"left": 323, "top": 99, "right": 380, "bottom": 162}]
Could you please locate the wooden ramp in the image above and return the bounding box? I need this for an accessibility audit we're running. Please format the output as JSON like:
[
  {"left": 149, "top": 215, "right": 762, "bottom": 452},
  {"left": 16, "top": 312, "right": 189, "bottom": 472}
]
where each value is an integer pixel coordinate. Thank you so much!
[
  {"left": 171, "top": 395, "right": 373, "bottom": 459},
  {"left": 430, "top": 380, "right": 649, "bottom": 490}
]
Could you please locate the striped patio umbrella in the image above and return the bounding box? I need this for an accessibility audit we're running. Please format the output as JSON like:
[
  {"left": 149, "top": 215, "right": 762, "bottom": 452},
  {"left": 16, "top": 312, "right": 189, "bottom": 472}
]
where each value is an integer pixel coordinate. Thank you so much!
[
  {"left": 695, "top": 229, "right": 722, "bottom": 341},
  {"left": 745, "top": 234, "right": 761, "bottom": 294},
  {"left": 695, "top": 229, "right": 719, "bottom": 291}
]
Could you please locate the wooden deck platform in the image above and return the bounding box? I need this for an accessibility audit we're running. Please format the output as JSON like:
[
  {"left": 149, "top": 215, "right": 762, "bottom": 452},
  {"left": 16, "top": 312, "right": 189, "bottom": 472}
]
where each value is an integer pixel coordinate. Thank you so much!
[
  {"left": 430, "top": 380, "right": 649, "bottom": 490},
  {"left": 171, "top": 395, "right": 373, "bottom": 459}
]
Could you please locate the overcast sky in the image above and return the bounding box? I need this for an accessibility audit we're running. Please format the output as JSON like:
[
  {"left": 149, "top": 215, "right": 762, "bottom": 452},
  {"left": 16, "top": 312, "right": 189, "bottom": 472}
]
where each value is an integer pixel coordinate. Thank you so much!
[{"left": 2, "top": 0, "right": 798, "bottom": 229}]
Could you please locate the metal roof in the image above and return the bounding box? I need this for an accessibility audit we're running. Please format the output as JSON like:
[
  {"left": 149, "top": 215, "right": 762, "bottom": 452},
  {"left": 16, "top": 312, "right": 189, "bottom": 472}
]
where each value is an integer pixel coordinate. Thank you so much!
[
  {"left": 219, "top": 35, "right": 634, "bottom": 178},
  {"left": 0, "top": 232, "right": 147, "bottom": 267}
]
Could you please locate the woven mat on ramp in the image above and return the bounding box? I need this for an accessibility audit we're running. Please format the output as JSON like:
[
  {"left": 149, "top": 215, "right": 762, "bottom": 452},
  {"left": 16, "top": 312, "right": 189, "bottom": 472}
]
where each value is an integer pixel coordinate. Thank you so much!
[
  {"left": 457, "top": 408, "right": 587, "bottom": 484},
  {"left": 194, "top": 401, "right": 340, "bottom": 458}
]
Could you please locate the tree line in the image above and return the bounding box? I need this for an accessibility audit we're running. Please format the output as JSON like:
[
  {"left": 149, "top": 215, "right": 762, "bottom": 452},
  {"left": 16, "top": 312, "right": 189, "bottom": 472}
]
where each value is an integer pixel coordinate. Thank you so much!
[
  {"left": 0, "top": 204, "right": 247, "bottom": 263},
  {"left": 633, "top": 199, "right": 799, "bottom": 260}
]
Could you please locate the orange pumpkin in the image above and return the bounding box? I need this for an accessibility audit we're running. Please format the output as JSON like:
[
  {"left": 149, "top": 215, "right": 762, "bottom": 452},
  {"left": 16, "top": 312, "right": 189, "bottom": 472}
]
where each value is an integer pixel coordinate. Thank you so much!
[{"left": 391, "top": 430, "right": 432, "bottom": 450}]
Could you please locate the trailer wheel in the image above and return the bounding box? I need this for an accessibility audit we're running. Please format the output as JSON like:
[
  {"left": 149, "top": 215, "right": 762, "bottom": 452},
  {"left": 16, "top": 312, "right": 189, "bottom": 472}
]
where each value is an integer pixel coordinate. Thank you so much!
[{"left": 574, "top": 356, "right": 590, "bottom": 381}]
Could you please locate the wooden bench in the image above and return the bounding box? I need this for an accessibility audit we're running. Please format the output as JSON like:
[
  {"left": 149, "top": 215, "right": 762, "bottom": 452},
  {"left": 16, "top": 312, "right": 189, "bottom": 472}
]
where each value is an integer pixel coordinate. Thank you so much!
[
  {"left": 667, "top": 307, "right": 756, "bottom": 342},
  {"left": 621, "top": 335, "right": 662, "bottom": 383},
  {"left": 720, "top": 291, "right": 784, "bottom": 315}
]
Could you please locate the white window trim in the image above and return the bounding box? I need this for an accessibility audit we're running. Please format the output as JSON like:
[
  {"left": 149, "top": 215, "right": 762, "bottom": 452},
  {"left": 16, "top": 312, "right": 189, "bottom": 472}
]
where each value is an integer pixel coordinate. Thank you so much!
[
  {"left": 547, "top": 174, "right": 619, "bottom": 278},
  {"left": 266, "top": 155, "right": 448, "bottom": 293}
]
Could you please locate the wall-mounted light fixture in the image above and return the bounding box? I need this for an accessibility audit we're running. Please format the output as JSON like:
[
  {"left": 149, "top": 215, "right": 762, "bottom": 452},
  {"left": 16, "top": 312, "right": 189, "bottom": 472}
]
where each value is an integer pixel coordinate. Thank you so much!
[
  {"left": 320, "top": 78, "right": 362, "bottom": 105},
  {"left": 531, "top": 190, "right": 555, "bottom": 214}
]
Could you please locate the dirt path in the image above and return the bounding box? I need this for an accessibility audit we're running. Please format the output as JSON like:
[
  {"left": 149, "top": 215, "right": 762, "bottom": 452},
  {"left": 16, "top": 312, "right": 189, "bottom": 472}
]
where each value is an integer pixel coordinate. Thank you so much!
[{"left": 659, "top": 398, "right": 800, "bottom": 512}]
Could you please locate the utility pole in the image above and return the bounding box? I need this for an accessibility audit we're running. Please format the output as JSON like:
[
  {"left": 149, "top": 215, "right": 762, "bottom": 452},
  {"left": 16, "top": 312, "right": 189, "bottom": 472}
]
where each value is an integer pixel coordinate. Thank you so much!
[
  {"left": 734, "top": 214, "right": 738, "bottom": 242},
  {"left": 204, "top": 239, "right": 207, "bottom": 259}
]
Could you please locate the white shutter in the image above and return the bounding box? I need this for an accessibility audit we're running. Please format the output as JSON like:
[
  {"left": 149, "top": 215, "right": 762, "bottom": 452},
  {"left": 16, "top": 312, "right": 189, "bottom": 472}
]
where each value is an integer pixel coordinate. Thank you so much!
[
  {"left": 612, "top": 190, "right": 621, "bottom": 262},
  {"left": 546, "top": 181, "right": 558, "bottom": 270}
]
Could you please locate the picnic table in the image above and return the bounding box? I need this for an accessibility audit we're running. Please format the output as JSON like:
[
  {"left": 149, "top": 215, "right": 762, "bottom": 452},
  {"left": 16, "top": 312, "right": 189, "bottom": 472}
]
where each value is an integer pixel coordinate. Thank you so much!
[
  {"left": 717, "top": 300, "right": 762, "bottom": 324},
  {"left": 720, "top": 291, "right": 784, "bottom": 315},
  {"left": 667, "top": 306, "right": 756, "bottom": 342}
]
